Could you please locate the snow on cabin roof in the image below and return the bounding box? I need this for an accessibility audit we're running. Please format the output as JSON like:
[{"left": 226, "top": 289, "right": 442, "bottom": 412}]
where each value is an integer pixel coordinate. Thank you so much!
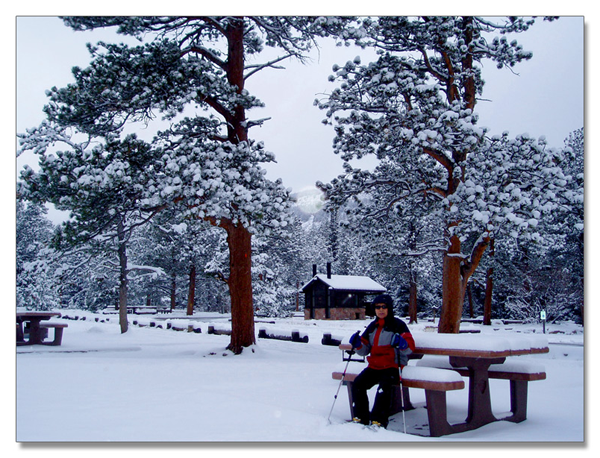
[{"left": 301, "top": 274, "right": 387, "bottom": 293}]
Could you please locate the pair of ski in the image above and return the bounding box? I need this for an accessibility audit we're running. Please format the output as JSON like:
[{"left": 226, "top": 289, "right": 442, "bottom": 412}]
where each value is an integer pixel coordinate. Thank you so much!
[{"left": 349, "top": 418, "right": 384, "bottom": 432}]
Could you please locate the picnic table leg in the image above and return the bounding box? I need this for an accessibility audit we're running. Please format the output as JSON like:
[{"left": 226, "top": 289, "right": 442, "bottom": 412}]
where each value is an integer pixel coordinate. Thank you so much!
[
  {"left": 28, "top": 319, "right": 45, "bottom": 345},
  {"left": 424, "top": 390, "right": 455, "bottom": 437},
  {"left": 16, "top": 320, "right": 25, "bottom": 343},
  {"left": 45, "top": 327, "right": 65, "bottom": 346},
  {"left": 345, "top": 381, "right": 355, "bottom": 419},
  {"left": 450, "top": 356, "right": 506, "bottom": 429},
  {"left": 504, "top": 380, "right": 528, "bottom": 423}
]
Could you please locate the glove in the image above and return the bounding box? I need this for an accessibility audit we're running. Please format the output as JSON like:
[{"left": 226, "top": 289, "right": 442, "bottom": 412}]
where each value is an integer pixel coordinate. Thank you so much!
[
  {"left": 349, "top": 331, "right": 362, "bottom": 349},
  {"left": 391, "top": 333, "right": 408, "bottom": 350}
]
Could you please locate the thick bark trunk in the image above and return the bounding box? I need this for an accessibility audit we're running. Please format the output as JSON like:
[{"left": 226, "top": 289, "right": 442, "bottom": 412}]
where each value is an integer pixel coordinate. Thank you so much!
[
  {"left": 170, "top": 272, "right": 176, "bottom": 311},
  {"left": 408, "top": 269, "right": 418, "bottom": 324},
  {"left": 187, "top": 264, "right": 196, "bottom": 316},
  {"left": 430, "top": 17, "right": 486, "bottom": 334},
  {"left": 221, "top": 18, "right": 255, "bottom": 354},
  {"left": 467, "top": 283, "right": 474, "bottom": 319},
  {"left": 461, "top": 17, "right": 476, "bottom": 111},
  {"left": 117, "top": 218, "right": 129, "bottom": 334},
  {"left": 438, "top": 233, "right": 490, "bottom": 333},
  {"left": 483, "top": 271, "right": 493, "bottom": 325},
  {"left": 224, "top": 222, "right": 255, "bottom": 354},
  {"left": 407, "top": 222, "right": 418, "bottom": 324},
  {"left": 118, "top": 280, "right": 128, "bottom": 334},
  {"left": 438, "top": 235, "right": 464, "bottom": 333},
  {"left": 226, "top": 18, "right": 247, "bottom": 143},
  {"left": 483, "top": 239, "right": 495, "bottom": 326},
  {"left": 184, "top": 18, "right": 255, "bottom": 352}
]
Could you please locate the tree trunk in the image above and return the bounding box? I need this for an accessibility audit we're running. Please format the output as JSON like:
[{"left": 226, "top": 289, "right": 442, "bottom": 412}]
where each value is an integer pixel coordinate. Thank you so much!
[
  {"left": 580, "top": 275, "right": 584, "bottom": 326},
  {"left": 438, "top": 235, "right": 464, "bottom": 333},
  {"left": 117, "top": 218, "right": 129, "bottom": 334},
  {"left": 483, "top": 238, "right": 495, "bottom": 325},
  {"left": 224, "top": 222, "right": 255, "bottom": 354},
  {"left": 118, "top": 281, "right": 128, "bottom": 334},
  {"left": 438, "top": 233, "right": 490, "bottom": 333},
  {"left": 192, "top": 18, "right": 255, "bottom": 352},
  {"left": 436, "top": 16, "right": 484, "bottom": 334},
  {"left": 170, "top": 272, "right": 176, "bottom": 311},
  {"left": 221, "top": 18, "right": 255, "bottom": 354},
  {"left": 467, "top": 283, "right": 474, "bottom": 318},
  {"left": 225, "top": 18, "right": 248, "bottom": 143},
  {"left": 187, "top": 264, "right": 196, "bottom": 316},
  {"left": 408, "top": 269, "right": 418, "bottom": 324}
]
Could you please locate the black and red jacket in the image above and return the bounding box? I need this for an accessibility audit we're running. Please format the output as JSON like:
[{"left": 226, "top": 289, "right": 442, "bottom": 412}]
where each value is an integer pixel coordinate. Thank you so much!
[{"left": 355, "top": 317, "right": 416, "bottom": 371}]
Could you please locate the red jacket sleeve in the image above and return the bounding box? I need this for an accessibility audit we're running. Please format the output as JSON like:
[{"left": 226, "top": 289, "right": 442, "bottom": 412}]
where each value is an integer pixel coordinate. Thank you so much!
[{"left": 402, "top": 331, "right": 416, "bottom": 352}]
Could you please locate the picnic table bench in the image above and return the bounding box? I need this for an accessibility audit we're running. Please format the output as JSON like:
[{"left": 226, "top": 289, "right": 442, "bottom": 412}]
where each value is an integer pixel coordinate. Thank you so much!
[
  {"left": 333, "top": 361, "right": 465, "bottom": 436},
  {"left": 335, "top": 332, "right": 548, "bottom": 436},
  {"left": 416, "top": 355, "right": 546, "bottom": 423},
  {"left": 38, "top": 322, "right": 68, "bottom": 346}
]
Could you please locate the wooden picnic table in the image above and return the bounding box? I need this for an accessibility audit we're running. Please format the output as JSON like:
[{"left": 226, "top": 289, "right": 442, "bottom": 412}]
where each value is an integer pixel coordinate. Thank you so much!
[
  {"left": 411, "top": 332, "right": 548, "bottom": 435},
  {"left": 339, "top": 332, "right": 549, "bottom": 436},
  {"left": 17, "top": 312, "right": 61, "bottom": 346}
]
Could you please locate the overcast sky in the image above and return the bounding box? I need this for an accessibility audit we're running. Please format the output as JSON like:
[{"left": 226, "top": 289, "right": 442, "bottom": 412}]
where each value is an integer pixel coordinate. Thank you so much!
[{"left": 15, "top": 16, "right": 584, "bottom": 206}]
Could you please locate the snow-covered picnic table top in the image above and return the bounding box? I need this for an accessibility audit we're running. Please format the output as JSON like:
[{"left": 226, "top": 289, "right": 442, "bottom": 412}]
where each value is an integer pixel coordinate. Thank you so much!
[
  {"left": 340, "top": 331, "right": 549, "bottom": 358},
  {"left": 411, "top": 331, "right": 549, "bottom": 358}
]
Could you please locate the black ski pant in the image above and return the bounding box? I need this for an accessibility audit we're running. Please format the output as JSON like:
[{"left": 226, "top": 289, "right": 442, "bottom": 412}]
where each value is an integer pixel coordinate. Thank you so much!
[{"left": 351, "top": 366, "right": 400, "bottom": 427}]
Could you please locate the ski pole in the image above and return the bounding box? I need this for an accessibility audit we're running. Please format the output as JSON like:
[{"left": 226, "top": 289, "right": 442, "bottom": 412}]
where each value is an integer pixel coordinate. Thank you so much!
[
  {"left": 399, "top": 368, "right": 407, "bottom": 434},
  {"left": 327, "top": 332, "right": 360, "bottom": 424}
]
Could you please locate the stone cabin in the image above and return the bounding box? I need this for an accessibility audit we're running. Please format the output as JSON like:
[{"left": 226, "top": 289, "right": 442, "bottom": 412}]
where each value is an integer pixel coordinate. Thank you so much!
[{"left": 301, "top": 264, "right": 387, "bottom": 320}]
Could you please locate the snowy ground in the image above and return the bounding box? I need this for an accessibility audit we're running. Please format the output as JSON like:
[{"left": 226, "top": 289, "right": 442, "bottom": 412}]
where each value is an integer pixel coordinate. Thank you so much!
[{"left": 15, "top": 309, "right": 584, "bottom": 446}]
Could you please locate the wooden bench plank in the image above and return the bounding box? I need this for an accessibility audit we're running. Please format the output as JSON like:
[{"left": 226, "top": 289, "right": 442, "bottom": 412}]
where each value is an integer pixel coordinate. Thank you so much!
[
  {"left": 416, "top": 356, "right": 546, "bottom": 381},
  {"left": 333, "top": 367, "right": 464, "bottom": 390},
  {"left": 402, "top": 366, "right": 465, "bottom": 391}
]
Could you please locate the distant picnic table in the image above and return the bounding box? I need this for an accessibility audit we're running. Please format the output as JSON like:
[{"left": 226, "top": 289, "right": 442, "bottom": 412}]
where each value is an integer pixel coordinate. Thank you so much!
[
  {"left": 102, "top": 305, "right": 171, "bottom": 315},
  {"left": 17, "top": 311, "right": 68, "bottom": 346}
]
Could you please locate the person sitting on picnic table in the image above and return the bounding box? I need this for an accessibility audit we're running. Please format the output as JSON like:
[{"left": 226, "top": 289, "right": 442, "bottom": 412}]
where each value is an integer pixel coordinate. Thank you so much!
[{"left": 348, "top": 294, "right": 416, "bottom": 429}]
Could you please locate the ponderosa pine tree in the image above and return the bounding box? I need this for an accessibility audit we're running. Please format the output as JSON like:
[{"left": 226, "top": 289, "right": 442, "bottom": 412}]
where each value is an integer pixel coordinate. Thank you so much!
[
  {"left": 18, "top": 16, "right": 359, "bottom": 352},
  {"left": 317, "top": 16, "right": 581, "bottom": 333},
  {"left": 19, "top": 134, "right": 164, "bottom": 332}
]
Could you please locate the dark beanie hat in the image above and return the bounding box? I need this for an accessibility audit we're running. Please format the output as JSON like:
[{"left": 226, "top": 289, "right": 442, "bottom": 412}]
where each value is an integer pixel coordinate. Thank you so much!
[{"left": 372, "top": 294, "right": 393, "bottom": 310}]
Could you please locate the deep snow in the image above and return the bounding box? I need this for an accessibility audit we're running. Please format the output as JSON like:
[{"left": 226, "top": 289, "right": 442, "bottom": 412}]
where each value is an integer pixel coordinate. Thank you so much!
[{"left": 15, "top": 310, "right": 584, "bottom": 444}]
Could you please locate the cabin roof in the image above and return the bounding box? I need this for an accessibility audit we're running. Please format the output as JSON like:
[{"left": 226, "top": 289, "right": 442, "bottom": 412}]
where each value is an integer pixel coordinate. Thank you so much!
[{"left": 301, "top": 274, "right": 386, "bottom": 293}]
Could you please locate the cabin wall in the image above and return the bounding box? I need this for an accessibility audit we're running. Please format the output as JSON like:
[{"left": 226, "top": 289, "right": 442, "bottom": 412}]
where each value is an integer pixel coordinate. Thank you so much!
[
  {"left": 304, "top": 284, "right": 367, "bottom": 320},
  {"left": 304, "top": 307, "right": 365, "bottom": 320}
]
